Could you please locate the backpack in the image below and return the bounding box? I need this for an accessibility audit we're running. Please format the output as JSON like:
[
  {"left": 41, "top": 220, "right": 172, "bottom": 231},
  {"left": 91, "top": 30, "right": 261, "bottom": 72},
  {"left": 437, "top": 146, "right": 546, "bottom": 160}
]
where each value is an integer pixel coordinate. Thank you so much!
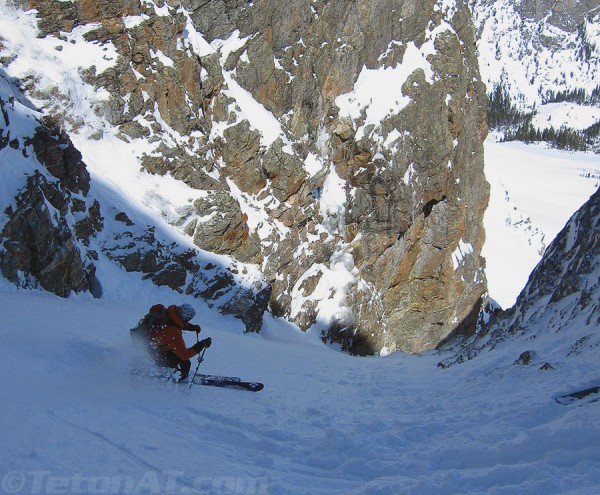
[{"left": 130, "top": 304, "right": 171, "bottom": 351}]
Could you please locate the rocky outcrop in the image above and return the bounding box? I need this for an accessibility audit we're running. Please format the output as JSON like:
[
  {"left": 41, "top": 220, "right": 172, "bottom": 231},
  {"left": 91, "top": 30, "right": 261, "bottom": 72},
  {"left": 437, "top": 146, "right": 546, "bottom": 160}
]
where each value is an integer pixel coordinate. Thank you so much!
[
  {"left": 512, "top": 0, "right": 595, "bottom": 31},
  {"left": 10, "top": 0, "right": 490, "bottom": 353},
  {"left": 191, "top": 0, "right": 489, "bottom": 354},
  {"left": 103, "top": 220, "right": 271, "bottom": 332},
  {"left": 24, "top": 0, "right": 140, "bottom": 35},
  {"left": 180, "top": 192, "right": 262, "bottom": 263},
  {"left": 0, "top": 68, "right": 270, "bottom": 332},
  {"left": 0, "top": 93, "right": 101, "bottom": 296},
  {"left": 439, "top": 187, "right": 600, "bottom": 367},
  {"left": 0, "top": 170, "right": 99, "bottom": 297}
]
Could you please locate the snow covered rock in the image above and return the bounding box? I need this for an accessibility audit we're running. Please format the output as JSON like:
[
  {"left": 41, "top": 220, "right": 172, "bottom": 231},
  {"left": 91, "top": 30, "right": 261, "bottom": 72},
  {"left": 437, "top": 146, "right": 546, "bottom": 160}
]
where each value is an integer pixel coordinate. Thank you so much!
[
  {"left": 502, "top": 187, "right": 599, "bottom": 335},
  {"left": 184, "top": 0, "right": 490, "bottom": 354},
  {"left": 0, "top": 84, "right": 100, "bottom": 296},
  {"left": 1, "top": 0, "right": 490, "bottom": 353},
  {"left": 0, "top": 68, "right": 269, "bottom": 331}
]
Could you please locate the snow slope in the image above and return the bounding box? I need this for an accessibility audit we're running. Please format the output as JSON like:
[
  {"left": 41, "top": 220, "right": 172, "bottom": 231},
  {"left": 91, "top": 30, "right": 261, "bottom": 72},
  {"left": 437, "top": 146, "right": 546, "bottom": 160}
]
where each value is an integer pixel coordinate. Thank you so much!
[
  {"left": 531, "top": 103, "right": 600, "bottom": 132},
  {"left": 472, "top": 0, "right": 600, "bottom": 112},
  {"left": 1, "top": 277, "right": 600, "bottom": 495},
  {"left": 482, "top": 139, "right": 600, "bottom": 309}
]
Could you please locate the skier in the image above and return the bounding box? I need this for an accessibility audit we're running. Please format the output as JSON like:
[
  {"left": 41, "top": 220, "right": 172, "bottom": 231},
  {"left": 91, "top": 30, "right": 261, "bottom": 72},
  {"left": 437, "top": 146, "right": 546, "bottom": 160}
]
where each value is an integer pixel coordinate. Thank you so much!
[{"left": 136, "top": 303, "right": 212, "bottom": 381}]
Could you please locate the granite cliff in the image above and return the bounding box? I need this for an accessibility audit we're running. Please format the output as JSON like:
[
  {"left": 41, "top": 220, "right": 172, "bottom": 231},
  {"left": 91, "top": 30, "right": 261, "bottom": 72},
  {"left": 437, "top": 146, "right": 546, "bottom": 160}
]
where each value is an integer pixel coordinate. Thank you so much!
[{"left": 1, "top": 0, "right": 489, "bottom": 353}]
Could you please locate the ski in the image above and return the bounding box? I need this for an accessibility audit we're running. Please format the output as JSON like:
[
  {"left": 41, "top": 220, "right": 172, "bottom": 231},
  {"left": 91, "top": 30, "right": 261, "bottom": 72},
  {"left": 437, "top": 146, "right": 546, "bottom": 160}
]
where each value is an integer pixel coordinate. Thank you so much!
[
  {"left": 196, "top": 373, "right": 241, "bottom": 383},
  {"left": 130, "top": 369, "right": 263, "bottom": 392},
  {"left": 193, "top": 374, "right": 264, "bottom": 392},
  {"left": 555, "top": 386, "right": 600, "bottom": 405}
]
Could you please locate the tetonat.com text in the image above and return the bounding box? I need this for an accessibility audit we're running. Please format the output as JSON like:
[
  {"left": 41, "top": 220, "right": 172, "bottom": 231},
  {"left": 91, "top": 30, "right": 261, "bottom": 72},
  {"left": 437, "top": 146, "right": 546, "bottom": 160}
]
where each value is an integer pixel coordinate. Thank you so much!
[{"left": 1, "top": 470, "right": 270, "bottom": 494}]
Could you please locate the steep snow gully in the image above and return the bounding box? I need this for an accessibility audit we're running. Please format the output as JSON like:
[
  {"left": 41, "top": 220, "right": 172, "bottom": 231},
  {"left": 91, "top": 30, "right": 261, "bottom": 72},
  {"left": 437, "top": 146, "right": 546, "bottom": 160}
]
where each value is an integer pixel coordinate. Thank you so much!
[{"left": 0, "top": 283, "right": 599, "bottom": 495}]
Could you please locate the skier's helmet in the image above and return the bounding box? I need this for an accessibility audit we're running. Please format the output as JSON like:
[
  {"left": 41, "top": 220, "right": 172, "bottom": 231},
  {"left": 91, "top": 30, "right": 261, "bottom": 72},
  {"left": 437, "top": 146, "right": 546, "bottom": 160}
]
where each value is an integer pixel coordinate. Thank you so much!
[{"left": 178, "top": 303, "right": 196, "bottom": 322}]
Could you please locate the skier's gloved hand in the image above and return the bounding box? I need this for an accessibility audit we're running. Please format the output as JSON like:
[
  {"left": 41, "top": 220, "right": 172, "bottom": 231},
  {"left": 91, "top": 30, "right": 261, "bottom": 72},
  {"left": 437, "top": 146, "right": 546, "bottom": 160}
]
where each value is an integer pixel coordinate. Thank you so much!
[
  {"left": 188, "top": 323, "right": 201, "bottom": 333},
  {"left": 192, "top": 337, "right": 212, "bottom": 353}
]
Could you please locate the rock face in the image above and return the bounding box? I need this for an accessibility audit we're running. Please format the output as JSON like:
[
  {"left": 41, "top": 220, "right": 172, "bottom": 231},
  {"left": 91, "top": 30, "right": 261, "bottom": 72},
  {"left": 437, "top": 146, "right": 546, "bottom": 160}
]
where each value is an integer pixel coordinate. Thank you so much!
[
  {"left": 6, "top": 0, "right": 489, "bottom": 353},
  {"left": 0, "top": 69, "right": 270, "bottom": 332},
  {"left": 187, "top": 0, "right": 489, "bottom": 354},
  {"left": 0, "top": 89, "right": 101, "bottom": 297},
  {"left": 439, "top": 187, "right": 600, "bottom": 367},
  {"left": 512, "top": 0, "right": 595, "bottom": 31}
]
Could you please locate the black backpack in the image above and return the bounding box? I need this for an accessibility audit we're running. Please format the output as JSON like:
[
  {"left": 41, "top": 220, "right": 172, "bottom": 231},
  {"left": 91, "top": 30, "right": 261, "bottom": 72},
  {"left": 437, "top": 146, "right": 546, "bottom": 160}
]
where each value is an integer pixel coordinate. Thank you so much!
[{"left": 130, "top": 304, "right": 170, "bottom": 351}]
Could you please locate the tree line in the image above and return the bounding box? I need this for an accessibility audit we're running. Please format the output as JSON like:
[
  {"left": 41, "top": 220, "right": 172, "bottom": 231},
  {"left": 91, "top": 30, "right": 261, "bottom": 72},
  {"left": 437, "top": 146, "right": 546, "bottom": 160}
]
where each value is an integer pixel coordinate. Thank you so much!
[
  {"left": 501, "top": 121, "right": 595, "bottom": 151},
  {"left": 487, "top": 83, "right": 600, "bottom": 152}
]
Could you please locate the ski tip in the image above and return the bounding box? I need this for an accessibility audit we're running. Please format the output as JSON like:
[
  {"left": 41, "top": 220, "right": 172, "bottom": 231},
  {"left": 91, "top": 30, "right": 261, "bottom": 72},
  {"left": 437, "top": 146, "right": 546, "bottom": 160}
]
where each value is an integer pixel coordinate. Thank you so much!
[
  {"left": 555, "top": 385, "right": 600, "bottom": 405},
  {"left": 249, "top": 383, "right": 264, "bottom": 392}
]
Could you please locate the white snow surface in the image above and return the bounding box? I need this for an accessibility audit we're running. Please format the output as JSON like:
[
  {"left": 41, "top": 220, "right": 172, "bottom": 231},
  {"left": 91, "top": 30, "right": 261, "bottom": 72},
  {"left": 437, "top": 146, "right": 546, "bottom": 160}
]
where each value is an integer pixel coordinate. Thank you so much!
[
  {"left": 482, "top": 138, "right": 600, "bottom": 309},
  {"left": 531, "top": 103, "right": 600, "bottom": 132},
  {"left": 0, "top": 3, "right": 116, "bottom": 137},
  {"left": 336, "top": 42, "right": 433, "bottom": 140},
  {"left": 1, "top": 281, "right": 599, "bottom": 495}
]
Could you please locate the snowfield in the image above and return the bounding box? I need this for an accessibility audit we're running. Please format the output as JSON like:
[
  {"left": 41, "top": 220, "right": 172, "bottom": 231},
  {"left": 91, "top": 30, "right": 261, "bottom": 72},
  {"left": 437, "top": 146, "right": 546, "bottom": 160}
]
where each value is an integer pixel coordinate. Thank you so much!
[
  {"left": 482, "top": 139, "right": 600, "bottom": 309},
  {"left": 1, "top": 282, "right": 599, "bottom": 495}
]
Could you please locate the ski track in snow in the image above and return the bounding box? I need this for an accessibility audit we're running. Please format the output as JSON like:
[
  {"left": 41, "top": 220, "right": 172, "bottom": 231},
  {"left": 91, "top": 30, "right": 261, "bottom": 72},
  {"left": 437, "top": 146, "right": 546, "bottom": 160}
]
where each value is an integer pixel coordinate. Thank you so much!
[{"left": 1, "top": 290, "right": 599, "bottom": 495}]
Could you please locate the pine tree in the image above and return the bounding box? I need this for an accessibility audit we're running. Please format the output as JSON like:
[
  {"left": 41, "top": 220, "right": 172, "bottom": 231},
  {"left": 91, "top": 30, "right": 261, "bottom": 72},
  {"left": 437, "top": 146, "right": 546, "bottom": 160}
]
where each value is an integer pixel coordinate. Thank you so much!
[{"left": 487, "top": 82, "right": 530, "bottom": 129}]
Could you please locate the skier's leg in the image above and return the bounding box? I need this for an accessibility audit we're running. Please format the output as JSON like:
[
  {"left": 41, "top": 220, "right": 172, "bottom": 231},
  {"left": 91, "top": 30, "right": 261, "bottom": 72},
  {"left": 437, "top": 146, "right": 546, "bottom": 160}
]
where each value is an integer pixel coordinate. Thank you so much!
[
  {"left": 178, "top": 359, "right": 191, "bottom": 381},
  {"left": 154, "top": 351, "right": 191, "bottom": 381},
  {"left": 154, "top": 350, "right": 180, "bottom": 370}
]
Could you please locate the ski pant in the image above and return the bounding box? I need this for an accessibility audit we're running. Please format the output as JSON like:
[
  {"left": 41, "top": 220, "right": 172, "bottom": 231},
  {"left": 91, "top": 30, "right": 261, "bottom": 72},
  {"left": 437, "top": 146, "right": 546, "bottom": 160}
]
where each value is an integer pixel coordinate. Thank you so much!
[{"left": 154, "top": 350, "right": 191, "bottom": 380}]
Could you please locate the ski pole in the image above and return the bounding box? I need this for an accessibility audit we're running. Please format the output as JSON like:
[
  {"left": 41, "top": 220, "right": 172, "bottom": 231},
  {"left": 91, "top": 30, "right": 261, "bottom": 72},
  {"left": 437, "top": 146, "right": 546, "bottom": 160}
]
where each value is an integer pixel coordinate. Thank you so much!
[{"left": 189, "top": 347, "right": 206, "bottom": 388}]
